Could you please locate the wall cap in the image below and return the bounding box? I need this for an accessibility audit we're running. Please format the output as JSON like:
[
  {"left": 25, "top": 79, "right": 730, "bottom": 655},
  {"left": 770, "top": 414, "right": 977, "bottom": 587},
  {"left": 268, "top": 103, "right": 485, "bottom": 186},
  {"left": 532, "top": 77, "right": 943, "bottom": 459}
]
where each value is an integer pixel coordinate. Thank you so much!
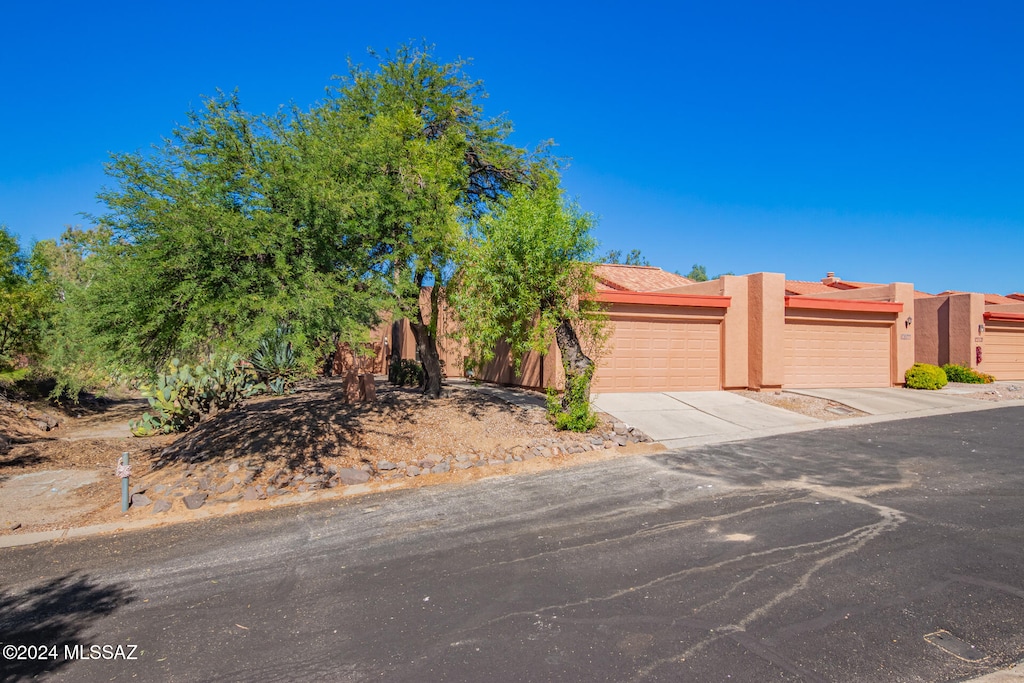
[
  {"left": 784, "top": 296, "right": 903, "bottom": 313},
  {"left": 594, "top": 291, "right": 731, "bottom": 308}
]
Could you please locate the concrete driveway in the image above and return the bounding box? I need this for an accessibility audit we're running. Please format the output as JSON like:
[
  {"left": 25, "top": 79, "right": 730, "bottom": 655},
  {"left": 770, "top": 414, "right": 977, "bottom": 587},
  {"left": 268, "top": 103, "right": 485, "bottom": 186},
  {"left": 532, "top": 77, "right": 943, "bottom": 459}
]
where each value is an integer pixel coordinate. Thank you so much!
[
  {"left": 593, "top": 387, "right": 1000, "bottom": 449},
  {"left": 592, "top": 391, "right": 818, "bottom": 448},
  {"left": 786, "top": 386, "right": 981, "bottom": 414}
]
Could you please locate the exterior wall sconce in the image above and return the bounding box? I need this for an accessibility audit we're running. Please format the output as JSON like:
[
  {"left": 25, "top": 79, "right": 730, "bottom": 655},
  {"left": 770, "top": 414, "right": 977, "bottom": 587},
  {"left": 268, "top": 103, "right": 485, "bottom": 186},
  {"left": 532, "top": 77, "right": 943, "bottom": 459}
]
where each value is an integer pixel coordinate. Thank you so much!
[
  {"left": 905, "top": 317, "right": 913, "bottom": 328},
  {"left": 979, "top": 324, "right": 985, "bottom": 334}
]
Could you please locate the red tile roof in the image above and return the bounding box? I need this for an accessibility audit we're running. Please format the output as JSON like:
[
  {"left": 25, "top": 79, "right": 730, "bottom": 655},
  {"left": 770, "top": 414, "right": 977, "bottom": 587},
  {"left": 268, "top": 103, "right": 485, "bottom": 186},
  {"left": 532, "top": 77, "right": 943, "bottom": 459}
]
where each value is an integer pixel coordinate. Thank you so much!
[
  {"left": 936, "top": 290, "right": 1021, "bottom": 306},
  {"left": 826, "top": 280, "right": 883, "bottom": 290},
  {"left": 593, "top": 264, "right": 693, "bottom": 292},
  {"left": 785, "top": 280, "right": 838, "bottom": 295}
]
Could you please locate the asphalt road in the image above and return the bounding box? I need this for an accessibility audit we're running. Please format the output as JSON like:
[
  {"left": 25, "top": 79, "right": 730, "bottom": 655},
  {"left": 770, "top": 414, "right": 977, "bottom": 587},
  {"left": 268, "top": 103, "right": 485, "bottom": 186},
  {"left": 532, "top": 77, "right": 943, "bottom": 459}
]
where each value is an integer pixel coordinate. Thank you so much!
[{"left": 2, "top": 407, "right": 1023, "bottom": 682}]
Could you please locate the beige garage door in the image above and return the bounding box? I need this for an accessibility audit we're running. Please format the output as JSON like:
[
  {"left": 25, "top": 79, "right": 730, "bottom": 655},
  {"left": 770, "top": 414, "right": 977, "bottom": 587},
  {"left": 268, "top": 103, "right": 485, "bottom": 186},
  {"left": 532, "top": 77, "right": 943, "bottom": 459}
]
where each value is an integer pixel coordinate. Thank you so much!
[
  {"left": 593, "top": 317, "right": 721, "bottom": 392},
  {"left": 985, "top": 322, "right": 1024, "bottom": 380},
  {"left": 784, "top": 321, "right": 891, "bottom": 388}
]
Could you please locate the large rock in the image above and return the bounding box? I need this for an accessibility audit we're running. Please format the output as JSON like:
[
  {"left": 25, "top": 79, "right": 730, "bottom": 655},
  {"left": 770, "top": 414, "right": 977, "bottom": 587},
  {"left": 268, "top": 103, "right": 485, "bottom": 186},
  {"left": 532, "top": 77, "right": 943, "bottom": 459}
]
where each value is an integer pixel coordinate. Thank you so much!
[
  {"left": 336, "top": 468, "right": 371, "bottom": 485},
  {"left": 130, "top": 493, "right": 152, "bottom": 508},
  {"left": 152, "top": 500, "right": 173, "bottom": 514},
  {"left": 183, "top": 492, "right": 208, "bottom": 510}
]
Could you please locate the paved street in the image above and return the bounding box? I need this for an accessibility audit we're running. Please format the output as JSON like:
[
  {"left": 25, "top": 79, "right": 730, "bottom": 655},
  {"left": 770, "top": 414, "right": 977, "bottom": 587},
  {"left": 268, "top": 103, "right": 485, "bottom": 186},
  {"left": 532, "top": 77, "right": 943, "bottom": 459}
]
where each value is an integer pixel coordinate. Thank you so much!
[{"left": 2, "top": 407, "right": 1023, "bottom": 682}]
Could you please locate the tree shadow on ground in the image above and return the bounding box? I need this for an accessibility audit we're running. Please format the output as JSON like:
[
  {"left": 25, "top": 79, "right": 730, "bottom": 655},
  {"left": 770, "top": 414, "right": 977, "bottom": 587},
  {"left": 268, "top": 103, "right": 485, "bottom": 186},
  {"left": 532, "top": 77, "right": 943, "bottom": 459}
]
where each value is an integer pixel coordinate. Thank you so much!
[
  {"left": 150, "top": 378, "right": 531, "bottom": 477},
  {"left": 0, "top": 572, "right": 136, "bottom": 682}
]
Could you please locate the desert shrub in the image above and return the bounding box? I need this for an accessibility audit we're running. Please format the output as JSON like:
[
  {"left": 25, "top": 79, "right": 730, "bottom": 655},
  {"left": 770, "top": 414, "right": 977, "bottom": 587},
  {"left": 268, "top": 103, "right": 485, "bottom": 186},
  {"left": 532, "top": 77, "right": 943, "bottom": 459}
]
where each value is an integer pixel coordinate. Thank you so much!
[
  {"left": 546, "top": 371, "right": 598, "bottom": 432},
  {"left": 905, "top": 363, "right": 948, "bottom": 390},
  {"left": 388, "top": 358, "right": 424, "bottom": 387},
  {"left": 941, "top": 363, "right": 994, "bottom": 384},
  {"left": 250, "top": 324, "right": 297, "bottom": 395},
  {"left": 130, "top": 354, "right": 264, "bottom": 436}
]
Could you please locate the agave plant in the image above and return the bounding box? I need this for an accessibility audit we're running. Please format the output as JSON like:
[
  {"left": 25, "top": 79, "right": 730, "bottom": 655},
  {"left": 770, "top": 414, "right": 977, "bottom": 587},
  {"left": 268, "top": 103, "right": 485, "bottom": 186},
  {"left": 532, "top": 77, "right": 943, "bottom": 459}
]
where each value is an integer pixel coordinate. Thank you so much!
[{"left": 250, "top": 325, "right": 297, "bottom": 395}]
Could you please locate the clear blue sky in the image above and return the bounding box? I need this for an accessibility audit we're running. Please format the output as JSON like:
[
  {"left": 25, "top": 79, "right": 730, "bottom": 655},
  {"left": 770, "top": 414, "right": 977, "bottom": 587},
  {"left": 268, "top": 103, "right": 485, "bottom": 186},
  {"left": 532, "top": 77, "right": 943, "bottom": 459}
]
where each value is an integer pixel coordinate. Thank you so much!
[{"left": 2, "top": 1, "right": 1021, "bottom": 294}]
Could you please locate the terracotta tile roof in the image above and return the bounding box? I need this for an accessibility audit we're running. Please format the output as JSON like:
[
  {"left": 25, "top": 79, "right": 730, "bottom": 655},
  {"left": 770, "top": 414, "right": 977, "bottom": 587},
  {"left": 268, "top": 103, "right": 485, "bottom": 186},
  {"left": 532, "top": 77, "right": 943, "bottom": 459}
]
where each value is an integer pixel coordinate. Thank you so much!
[
  {"left": 785, "top": 280, "right": 838, "bottom": 295},
  {"left": 593, "top": 264, "right": 693, "bottom": 292},
  {"left": 935, "top": 290, "right": 1022, "bottom": 306},
  {"left": 1008, "top": 293, "right": 1024, "bottom": 302},
  {"left": 985, "top": 293, "right": 1022, "bottom": 306},
  {"left": 826, "top": 280, "right": 883, "bottom": 290},
  {"left": 914, "top": 290, "right": 935, "bottom": 299}
]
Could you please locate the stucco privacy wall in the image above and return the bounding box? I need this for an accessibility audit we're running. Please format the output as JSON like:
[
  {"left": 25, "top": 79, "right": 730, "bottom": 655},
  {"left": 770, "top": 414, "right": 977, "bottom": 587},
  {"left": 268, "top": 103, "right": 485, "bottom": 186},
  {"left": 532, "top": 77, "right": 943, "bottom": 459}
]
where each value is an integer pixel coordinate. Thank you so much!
[
  {"left": 748, "top": 273, "right": 787, "bottom": 389},
  {"left": 914, "top": 293, "right": 985, "bottom": 370}
]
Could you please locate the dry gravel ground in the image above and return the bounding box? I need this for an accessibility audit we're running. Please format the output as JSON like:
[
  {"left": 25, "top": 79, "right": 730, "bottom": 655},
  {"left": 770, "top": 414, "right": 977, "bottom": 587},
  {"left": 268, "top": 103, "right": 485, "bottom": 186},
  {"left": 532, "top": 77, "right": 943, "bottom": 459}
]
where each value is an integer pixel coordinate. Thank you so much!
[{"left": 0, "top": 378, "right": 658, "bottom": 537}]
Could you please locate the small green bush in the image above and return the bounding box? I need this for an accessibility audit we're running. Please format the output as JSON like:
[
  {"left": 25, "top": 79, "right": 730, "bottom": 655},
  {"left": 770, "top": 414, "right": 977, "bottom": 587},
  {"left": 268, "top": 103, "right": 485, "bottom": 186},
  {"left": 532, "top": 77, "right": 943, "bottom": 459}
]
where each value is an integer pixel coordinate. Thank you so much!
[
  {"left": 546, "top": 371, "right": 598, "bottom": 432},
  {"left": 905, "top": 363, "right": 948, "bottom": 390},
  {"left": 388, "top": 358, "right": 424, "bottom": 387},
  {"left": 941, "top": 363, "right": 994, "bottom": 384}
]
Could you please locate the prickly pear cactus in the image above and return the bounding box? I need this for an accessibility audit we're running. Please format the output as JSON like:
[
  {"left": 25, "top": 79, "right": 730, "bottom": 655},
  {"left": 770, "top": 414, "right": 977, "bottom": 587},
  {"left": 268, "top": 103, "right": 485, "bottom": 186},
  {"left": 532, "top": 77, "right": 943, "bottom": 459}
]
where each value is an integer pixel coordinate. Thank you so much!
[{"left": 129, "top": 354, "right": 265, "bottom": 436}]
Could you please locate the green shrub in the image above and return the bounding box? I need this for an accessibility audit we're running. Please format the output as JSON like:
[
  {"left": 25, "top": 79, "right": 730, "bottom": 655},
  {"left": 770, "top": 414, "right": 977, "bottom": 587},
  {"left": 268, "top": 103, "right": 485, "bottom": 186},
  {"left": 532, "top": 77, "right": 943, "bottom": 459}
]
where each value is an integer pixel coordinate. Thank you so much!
[
  {"left": 388, "top": 358, "right": 424, "bottom": 387},
  {"left": 546, "top": 371, "right": 598, "bottom": 432},
  {"left": 905, "top": 363, "right": 948, "bottom": 390},
  {"left": 941, "top": 363, "right": 994, "bottom": 384},
  {"left": 130, "top": 354, "right": 264, "bottom": 436}
]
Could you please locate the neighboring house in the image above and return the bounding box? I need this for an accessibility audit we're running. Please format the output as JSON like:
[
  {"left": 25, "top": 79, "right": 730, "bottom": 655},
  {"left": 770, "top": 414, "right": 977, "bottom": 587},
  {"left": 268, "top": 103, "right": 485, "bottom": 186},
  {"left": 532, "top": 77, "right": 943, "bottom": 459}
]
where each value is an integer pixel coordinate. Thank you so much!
[{"left": 915, "top": 291, "right": 1024, "bottom": 380}]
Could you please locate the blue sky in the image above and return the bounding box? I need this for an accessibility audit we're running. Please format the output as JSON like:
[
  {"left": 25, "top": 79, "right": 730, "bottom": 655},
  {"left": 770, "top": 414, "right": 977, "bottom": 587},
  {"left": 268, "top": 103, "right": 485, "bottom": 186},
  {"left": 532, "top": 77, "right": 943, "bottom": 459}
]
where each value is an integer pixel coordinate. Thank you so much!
[{"left": 1, "top": 1, "right": 1021, "bottom": 294}]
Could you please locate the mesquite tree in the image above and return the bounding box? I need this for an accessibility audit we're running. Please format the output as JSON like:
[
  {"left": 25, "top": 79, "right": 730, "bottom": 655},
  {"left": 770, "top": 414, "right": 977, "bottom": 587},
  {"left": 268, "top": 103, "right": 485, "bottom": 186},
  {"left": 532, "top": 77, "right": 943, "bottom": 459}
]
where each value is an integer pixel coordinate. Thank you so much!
[{"left": 452, "top": 173, "right": 605, "bottom": 428}]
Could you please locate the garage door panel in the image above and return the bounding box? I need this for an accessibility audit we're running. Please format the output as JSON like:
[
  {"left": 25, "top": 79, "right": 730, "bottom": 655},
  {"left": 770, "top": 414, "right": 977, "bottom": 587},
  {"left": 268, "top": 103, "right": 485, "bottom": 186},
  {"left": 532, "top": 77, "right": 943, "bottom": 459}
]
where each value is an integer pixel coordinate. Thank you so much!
[
  {"left": 985, "top": 323, "right": 1024, "bottom": 380},
  {"left": 784, "top": 321, "right": 891, "bottom": 388},
  {"left": 594, "top": 316, "right": 721, "bottom": 392}
]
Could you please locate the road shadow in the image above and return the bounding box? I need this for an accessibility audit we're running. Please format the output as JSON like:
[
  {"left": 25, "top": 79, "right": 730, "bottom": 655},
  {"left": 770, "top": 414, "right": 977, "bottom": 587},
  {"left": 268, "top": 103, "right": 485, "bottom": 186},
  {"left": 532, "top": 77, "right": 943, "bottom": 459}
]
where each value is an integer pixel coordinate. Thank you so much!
[{"left": 0, "top": 572, "right": 136, "bottom": 682}]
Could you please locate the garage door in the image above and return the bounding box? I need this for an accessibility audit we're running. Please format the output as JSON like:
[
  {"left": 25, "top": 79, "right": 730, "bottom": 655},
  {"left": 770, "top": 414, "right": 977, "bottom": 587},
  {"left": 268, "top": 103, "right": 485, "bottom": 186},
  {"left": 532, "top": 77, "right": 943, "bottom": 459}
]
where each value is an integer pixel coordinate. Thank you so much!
[
  {"left": 985, "top": 322, "right": 1024, "bottom": 380},
  {"left": 784, "top": 321, "right": 891, "bottom": 388},
  {"left": 593, "top": 317, "right": 721, "bottom": 392}
]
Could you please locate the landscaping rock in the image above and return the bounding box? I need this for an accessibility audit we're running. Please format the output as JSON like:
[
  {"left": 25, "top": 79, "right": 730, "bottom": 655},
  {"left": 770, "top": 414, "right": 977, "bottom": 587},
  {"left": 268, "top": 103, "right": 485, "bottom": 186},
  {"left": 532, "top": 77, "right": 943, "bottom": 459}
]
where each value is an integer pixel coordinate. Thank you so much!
[
  {"left": 183, "top": 492, "right": 208, "bottom": 510},
  {"left": 613, "top": 422, "right": 628, "bottom": 435},
  {"left": 152, "top": 500, "right": 173, "bottom": 514},
  {"left": 406, "top": 466, "right": 422, "bottom": 477},
  {"left": 454, "top": 461, "right": 473, "bottom": 470},
  {"left": 216, "top": 481, "right": 234, "bottom": 495},
  {"left": 227, "top": 463, "right": 239, "bottom": 473},
  {"left": 337, "top": 468, "right": 370, "bottom": 485},
  {"left": 130, "top": 493, "right": 152, "bottom": 508},
  {"left": 242, "top": 486, "right": 261, "bottom": 501},
  {"left": 614, "top": 435, "right": 628, "bottom": 446},
  {"left": 377, "top": 460, "right": 397, "bottom": 471}
]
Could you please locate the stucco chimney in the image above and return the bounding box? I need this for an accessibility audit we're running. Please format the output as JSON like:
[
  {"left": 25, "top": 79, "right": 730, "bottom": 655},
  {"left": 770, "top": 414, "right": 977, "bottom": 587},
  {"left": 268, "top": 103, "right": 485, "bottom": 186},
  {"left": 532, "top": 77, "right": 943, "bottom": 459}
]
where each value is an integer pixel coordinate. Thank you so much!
[{"left": 821, "top": 272, "right": 840, "bottom": 285}]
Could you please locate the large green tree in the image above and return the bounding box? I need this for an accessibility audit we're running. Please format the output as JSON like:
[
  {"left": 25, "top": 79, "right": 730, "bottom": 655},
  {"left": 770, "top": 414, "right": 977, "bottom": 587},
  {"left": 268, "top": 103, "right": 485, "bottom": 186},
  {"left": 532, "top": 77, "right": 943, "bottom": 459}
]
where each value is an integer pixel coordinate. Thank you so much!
[
  {"left": 90, "top": 92, "right": 379, "bottom": 374},
  {"left": 298, "top": 45, "right": 535, "bottom": 397},
  {"left": 452, "top": 174, "right": 605, "bottom": 428},
  {"left": 0, "top": 226, "right": 55, "bottom": 365}
]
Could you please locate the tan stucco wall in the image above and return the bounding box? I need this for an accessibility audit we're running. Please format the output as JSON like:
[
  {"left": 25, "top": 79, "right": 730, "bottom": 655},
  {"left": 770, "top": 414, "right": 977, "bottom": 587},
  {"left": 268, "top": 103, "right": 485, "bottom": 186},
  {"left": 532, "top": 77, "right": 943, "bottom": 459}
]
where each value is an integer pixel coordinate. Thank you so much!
[
  {"left": 748, "top": 272, "right": 786, "bottom": 389},
  {"left": 949, "top": 293, "right": 985, "bottom": 369},
  {"left": 914, "top": 296, "right": 946, "bottom": 367}
]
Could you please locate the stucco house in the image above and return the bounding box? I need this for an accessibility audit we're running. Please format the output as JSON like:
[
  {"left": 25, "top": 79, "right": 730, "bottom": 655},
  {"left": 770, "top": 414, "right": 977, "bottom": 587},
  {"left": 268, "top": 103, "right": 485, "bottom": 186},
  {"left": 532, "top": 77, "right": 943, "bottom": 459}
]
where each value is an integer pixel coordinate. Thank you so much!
[{"left": 336, "top": 266, "right": 1023, "bottom": 392}]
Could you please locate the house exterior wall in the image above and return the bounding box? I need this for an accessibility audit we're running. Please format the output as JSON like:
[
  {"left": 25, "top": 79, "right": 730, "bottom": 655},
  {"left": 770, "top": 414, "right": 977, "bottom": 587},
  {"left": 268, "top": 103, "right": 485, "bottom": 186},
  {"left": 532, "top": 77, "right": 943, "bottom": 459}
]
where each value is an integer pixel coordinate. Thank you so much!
[{"left": 747, "top": 272, "right": 786, "bottom": 390}]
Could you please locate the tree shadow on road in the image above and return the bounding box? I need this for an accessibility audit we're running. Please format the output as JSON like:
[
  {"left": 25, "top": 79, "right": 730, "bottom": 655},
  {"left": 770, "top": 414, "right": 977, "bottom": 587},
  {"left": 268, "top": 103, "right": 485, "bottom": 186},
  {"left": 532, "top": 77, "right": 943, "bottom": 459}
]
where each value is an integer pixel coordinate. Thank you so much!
[{"left": 0, "top": 572, "right": 136, "bottom": 682}]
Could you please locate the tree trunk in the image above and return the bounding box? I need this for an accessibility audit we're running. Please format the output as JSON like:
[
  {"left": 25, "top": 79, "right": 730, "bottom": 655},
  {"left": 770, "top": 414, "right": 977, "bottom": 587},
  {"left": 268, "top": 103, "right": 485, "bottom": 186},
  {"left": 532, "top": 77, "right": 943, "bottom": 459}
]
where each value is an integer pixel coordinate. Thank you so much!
[
  {"left": 410, "top": 319, "right": 443, "bottom": 398},
  {"left": 554, "top": 317, "right": 594, "bottom": 410}
]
